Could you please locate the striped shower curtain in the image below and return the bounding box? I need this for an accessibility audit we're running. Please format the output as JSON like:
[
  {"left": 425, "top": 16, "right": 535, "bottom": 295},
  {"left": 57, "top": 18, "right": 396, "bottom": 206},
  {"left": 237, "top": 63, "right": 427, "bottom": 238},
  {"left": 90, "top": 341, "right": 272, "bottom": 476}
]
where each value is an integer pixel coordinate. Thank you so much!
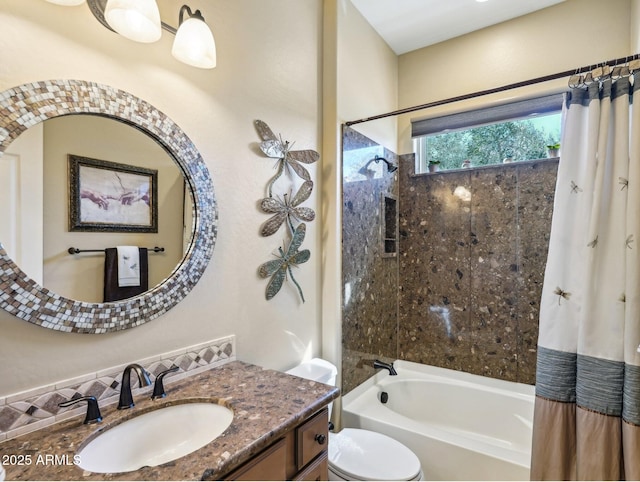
[{"left": 531, "top": 73, "right": 640, "bottom": 479}]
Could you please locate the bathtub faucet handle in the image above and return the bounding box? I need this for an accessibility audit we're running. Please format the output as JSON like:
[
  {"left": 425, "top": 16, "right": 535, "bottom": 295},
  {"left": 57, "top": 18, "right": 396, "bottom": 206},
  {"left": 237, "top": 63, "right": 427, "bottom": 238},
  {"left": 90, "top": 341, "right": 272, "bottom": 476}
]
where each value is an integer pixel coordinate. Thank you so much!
[{"left": 373, "top": 359, "right": 398, "bottom": 376}]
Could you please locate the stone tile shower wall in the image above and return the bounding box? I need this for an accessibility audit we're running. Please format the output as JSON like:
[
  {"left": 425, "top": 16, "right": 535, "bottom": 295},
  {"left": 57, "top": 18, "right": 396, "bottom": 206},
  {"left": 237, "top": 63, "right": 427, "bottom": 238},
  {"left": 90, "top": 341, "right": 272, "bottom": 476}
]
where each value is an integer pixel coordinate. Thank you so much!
[
  {"left": 341, "top": 127, "right": 558, "bottom": 394},
  {"left": 398, "top": 157, "right": 557, "bottom": 386},
  {"left": 342, "top": 128, "right": 398, "bottom": 393}
]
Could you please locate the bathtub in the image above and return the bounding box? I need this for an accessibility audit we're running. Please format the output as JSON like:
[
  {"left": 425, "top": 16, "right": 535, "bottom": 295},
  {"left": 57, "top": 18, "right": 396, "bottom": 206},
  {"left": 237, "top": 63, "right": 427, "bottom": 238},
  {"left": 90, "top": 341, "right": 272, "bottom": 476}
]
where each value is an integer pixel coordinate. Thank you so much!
[{"left": 341, "top": 360, "right": 535, "bottom": 481}]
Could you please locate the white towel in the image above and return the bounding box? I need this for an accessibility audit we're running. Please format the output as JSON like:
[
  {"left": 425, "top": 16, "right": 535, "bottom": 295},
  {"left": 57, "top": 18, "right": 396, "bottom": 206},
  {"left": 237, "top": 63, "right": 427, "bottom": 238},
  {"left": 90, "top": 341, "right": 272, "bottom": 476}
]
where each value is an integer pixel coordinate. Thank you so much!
[{"left": 117, "top": 246, "right": 140, "bottom": 287}]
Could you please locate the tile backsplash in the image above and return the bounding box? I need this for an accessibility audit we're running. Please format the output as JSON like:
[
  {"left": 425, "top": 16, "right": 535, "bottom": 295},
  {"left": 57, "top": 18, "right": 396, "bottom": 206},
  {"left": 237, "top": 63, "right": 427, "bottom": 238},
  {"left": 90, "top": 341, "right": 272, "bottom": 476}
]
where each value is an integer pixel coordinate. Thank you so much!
[{"left": 0, "top": 335, "right": 235, "bottom": 441}]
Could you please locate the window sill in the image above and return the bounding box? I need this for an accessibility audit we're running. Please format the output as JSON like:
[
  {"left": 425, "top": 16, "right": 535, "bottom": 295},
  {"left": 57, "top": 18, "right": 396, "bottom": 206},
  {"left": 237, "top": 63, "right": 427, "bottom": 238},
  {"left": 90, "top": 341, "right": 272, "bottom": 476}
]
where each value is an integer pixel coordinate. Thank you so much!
[{"left": 414, "top": 156, "right": 559, "bottom": 177}]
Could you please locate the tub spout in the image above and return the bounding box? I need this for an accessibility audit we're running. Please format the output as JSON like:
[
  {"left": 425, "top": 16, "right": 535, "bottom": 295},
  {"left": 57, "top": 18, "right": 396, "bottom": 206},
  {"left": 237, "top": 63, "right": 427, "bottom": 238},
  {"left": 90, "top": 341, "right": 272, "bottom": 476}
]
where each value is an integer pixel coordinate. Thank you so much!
[{"left": 373, "top": 359, "right": 397, "bottom": 376}]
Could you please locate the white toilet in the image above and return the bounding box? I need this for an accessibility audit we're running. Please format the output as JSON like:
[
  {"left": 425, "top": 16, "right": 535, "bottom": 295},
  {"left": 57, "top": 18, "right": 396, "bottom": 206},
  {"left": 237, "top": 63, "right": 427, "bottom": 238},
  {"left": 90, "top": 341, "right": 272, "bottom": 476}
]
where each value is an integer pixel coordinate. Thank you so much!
[{"left": 286, "top": 358, "right": 424, "bottom": 481}]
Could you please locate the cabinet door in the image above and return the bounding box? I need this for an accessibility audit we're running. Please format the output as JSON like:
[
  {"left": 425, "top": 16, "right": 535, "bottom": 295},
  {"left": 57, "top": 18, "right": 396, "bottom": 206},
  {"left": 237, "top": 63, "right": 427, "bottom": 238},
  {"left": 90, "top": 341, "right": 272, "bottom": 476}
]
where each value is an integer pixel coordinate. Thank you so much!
[
  {"left": 226, "top": 438, "right": 286, "bottom": 481},
  {"left": 296, "top": 409, "right": 329, "bottom": 469}
]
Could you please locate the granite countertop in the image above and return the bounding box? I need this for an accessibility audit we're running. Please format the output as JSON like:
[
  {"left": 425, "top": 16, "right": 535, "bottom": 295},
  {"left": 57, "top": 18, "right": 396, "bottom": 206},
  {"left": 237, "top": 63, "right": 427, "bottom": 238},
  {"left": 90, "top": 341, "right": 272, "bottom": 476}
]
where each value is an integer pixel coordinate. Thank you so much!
[{"left": 1, "top": 361, "right": 339, "bottom": 481}]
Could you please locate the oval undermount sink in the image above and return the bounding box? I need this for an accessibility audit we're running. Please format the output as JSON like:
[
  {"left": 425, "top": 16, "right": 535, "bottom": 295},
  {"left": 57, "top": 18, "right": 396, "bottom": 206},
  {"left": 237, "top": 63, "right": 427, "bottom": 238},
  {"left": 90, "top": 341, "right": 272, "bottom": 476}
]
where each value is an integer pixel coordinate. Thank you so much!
[{"left": 77, "top": 402, "right": 233, "bottom": 474}]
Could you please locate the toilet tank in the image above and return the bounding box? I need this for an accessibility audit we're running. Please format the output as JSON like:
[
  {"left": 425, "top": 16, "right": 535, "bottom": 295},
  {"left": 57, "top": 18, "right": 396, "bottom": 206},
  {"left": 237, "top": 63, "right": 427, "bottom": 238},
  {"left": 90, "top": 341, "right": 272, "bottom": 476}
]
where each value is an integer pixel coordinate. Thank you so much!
[{"left": 285, "top": 358, "right": 337, "bottom": 387}]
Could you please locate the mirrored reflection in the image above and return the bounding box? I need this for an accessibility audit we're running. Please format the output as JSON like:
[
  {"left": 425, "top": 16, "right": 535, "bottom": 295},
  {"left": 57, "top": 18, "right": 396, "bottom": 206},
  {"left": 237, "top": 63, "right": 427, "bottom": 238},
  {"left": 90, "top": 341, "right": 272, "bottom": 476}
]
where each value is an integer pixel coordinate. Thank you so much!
[
  {"left": 0, "top": 114, "right": 192, "bottom": 303},
  {"left": 343, "top": 145, "right": 387, "bottom": 183}
]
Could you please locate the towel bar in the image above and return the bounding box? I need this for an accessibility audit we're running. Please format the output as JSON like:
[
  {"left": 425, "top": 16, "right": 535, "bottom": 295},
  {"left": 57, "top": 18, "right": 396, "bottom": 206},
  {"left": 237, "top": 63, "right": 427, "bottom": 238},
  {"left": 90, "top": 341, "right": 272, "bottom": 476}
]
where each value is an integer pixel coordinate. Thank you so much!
[{"left": 68, "top": 247, "right": 165, "bottom": 254}]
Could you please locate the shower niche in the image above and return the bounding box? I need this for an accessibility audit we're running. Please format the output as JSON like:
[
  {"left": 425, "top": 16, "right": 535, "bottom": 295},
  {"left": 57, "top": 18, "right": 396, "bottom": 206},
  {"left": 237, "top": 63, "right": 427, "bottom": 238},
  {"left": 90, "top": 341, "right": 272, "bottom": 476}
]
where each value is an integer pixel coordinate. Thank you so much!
[{"left": 381, "top": 194, "right": 397, "bottom": 257}]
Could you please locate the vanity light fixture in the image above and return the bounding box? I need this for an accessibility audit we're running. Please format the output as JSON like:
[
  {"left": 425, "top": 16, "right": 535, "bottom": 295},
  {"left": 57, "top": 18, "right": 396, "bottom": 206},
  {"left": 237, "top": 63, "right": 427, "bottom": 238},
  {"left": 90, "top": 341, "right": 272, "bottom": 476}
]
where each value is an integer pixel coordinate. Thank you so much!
[
  {"left": 44, "top": 0, "right": 217, "bottom": 69},
  {"left": 171, "top": 6, "right": 216, "bottom": 69},
  {"left": 104, "top": 0, "right": 162, "bottom": 43}
]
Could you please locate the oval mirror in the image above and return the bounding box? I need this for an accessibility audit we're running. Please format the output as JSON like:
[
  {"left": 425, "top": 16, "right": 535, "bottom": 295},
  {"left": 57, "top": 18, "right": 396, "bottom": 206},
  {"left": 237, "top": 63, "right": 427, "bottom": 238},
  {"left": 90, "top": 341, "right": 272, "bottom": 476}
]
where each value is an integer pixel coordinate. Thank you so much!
[
  {"left": 0, "top": 80, "right": 217, "bottom": 333},
  {"left": 2, "top": 114, "right": 192, "bottom": 303}
]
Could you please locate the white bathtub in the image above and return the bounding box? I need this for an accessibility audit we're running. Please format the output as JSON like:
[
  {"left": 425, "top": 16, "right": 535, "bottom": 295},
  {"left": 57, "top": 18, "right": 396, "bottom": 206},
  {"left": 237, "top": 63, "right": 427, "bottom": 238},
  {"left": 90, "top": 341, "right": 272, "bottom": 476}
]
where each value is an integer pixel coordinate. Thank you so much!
[{"left": 341, "top": 360, "right": 535, "bottom": 481}]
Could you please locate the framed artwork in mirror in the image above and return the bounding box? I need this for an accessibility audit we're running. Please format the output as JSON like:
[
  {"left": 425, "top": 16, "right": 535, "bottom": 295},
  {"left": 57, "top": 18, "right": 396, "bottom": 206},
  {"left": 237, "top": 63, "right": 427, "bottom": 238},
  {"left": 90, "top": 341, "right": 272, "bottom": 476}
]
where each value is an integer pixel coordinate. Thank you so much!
[{"left": 69, "top": 154, "right": 158, "bottom": 233}]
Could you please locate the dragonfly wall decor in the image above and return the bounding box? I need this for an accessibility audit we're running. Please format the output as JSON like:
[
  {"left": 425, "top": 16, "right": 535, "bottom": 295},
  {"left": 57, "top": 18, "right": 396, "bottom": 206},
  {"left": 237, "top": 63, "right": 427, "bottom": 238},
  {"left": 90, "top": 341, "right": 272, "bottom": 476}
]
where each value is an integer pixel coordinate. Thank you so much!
[
  {"left": 260, "top": 180, "right": 316, "bottom": 236},
  {"left": 258, "top": 223, "right": 310, "bottom": 302},
  {"left": 255, "top": 119, "right": 319, "bottom": 197},
  {"left": 254, "top": 120, "right": 319, "bottom": 303}
]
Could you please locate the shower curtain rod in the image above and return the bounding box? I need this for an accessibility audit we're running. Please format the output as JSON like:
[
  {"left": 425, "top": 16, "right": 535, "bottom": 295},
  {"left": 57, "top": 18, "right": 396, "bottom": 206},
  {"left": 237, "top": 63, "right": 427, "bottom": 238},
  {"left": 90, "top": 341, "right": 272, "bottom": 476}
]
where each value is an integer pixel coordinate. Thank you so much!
[{"left": 345, "top": 52, "right": 640, "bottom": 127}]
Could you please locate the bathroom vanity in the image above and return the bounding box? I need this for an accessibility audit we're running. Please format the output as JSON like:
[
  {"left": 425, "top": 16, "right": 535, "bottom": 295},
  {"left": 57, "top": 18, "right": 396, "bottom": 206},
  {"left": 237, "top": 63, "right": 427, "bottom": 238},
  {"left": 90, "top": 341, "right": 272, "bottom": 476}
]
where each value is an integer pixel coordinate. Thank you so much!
[
  {"left": 0, "top": 361, "right": 338, "bottom": 481},
  {"left": 225, "top": 408, "right": 329, "bottom": 480}
]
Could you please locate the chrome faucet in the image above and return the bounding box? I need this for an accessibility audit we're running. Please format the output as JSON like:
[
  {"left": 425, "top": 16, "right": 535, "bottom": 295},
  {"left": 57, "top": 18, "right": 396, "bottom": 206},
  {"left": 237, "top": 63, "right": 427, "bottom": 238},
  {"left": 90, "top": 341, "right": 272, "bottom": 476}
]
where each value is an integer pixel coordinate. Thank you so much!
[
  {"left": 118, "top": 363, "right": 152, "bottom": 409},
  {"left": 373, "top": 359, "right": 398, "bottom": 376}
]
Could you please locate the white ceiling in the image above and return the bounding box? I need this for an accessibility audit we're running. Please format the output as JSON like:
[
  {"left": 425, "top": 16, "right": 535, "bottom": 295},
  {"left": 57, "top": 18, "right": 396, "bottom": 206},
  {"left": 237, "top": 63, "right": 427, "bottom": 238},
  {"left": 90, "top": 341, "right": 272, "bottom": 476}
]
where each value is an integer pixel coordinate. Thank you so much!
[{"left": 350, "top": 0, "right": 566, "bottom": 55}]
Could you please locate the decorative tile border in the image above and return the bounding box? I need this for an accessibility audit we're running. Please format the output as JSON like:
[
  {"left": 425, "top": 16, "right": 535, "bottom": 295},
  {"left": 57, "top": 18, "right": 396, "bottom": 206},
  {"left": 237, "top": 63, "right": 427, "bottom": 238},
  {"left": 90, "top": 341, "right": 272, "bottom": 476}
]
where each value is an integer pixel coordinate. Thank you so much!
[
  {"left": 0, "top": 335, "right": 235, "bottom": 441},
  {"left": 0, "top": 79, "right": 218, "bottom": 333}
]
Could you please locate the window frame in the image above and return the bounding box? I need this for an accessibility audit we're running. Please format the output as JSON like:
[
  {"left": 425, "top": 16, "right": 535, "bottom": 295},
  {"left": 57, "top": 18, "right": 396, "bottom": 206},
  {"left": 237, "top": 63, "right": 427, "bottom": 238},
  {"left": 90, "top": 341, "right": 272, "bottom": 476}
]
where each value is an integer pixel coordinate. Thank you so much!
[{"left": 412, "top": 93, "right": 564, "bottom": 173}]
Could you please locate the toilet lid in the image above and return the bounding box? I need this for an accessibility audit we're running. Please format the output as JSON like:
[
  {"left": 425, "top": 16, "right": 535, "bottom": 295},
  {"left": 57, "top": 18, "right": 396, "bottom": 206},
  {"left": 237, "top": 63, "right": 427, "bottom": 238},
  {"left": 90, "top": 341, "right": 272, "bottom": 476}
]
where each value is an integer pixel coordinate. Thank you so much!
[{"left": 328, "top": 429, "right": 421, "bottom": 481}]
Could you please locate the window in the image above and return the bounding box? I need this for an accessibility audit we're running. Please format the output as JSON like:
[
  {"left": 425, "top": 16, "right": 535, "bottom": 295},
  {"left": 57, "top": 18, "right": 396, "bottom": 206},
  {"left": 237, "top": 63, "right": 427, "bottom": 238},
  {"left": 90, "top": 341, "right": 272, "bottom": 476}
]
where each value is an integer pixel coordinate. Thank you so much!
[{"left": 412, "top": 94, "right": 563, "bottom": 173}]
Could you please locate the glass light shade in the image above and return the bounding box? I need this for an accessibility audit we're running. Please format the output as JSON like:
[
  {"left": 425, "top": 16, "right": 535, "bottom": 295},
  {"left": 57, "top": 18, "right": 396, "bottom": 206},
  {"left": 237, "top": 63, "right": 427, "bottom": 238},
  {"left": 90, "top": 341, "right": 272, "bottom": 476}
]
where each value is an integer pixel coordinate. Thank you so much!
[
  {"left": 172, "top": 17, "right": 216, "bottom": 69},
  {"left": 45, "top": 0, "right": 86, "bottom": 5},
  {"left": 104, "top": 0, "right": 161, "bottom": 43}
]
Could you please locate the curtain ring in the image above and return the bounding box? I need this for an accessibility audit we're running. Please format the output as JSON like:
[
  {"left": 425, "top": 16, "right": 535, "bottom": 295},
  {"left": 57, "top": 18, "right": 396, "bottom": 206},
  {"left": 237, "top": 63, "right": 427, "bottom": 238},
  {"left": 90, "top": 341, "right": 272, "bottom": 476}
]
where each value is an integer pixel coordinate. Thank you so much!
[
  {"left": 568, "top": 74, "right": 581, "bottom": 89},
  {"left": 612, "top": 65, "right": 623, "bottom": 80}
]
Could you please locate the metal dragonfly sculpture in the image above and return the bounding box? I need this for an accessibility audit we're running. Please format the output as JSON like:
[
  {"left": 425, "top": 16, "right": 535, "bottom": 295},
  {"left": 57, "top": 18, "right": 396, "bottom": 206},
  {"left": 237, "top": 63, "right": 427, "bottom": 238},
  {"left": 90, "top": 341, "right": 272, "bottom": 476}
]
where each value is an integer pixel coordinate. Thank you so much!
[
  {"left": 255, "top": 119, "right": 320, "bottom": 197},
  {"left": 258, "top": 223, "right": 310, "bottom": 302},
  {"left": 254, "top": 120, "right": 319, "bottom": 303},
  {"left": 260, "top": 180, "right": 315, "bottom": 236}
]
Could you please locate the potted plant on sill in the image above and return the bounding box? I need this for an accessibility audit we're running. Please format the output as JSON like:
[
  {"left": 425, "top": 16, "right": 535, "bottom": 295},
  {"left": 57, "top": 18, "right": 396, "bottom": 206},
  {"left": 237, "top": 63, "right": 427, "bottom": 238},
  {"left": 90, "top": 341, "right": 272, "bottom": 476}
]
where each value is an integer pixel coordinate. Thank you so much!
[
  {"left": 546, "top": 142, "right": 560, "bottom": 158},
  {"left": 428, "top": 160, "right": 441, "bottom": 173}
]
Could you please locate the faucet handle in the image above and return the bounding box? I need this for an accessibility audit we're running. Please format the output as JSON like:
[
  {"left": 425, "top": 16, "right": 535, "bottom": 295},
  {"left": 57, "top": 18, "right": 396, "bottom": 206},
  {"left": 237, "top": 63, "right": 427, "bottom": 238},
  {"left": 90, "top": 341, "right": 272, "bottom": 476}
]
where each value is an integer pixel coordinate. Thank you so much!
[
  {"left": 59, "top": 396, "right": 102, "bottom": 424},
  {"left": 152, "top": 365, "right": 180, "bottom": 400}
]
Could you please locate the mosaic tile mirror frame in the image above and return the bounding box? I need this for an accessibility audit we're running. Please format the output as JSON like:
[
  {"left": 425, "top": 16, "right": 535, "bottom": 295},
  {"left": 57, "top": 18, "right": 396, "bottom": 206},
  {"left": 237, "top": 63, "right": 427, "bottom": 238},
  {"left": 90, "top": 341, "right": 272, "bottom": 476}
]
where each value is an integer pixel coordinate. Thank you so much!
[{"left": 0, "top": 80, "right": 218, "bottom": 333}]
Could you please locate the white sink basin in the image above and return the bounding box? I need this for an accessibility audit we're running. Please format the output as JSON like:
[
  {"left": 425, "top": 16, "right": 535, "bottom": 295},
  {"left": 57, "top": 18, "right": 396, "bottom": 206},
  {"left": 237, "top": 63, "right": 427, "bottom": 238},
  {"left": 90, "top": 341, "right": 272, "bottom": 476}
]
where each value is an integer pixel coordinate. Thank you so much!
[{"left": 77, "top": 402, "right": 233, "bottom": 474}]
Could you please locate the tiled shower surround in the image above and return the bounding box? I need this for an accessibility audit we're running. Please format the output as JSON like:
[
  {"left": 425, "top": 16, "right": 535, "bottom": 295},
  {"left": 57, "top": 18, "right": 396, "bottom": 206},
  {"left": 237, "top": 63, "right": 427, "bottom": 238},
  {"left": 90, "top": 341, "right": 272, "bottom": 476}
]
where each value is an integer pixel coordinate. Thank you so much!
[
  {"left": 342, "top": 129, "right": 399, "bottom": 393},
  {"left": 342, "top": 127, "right": 558, "bottom": 394}
]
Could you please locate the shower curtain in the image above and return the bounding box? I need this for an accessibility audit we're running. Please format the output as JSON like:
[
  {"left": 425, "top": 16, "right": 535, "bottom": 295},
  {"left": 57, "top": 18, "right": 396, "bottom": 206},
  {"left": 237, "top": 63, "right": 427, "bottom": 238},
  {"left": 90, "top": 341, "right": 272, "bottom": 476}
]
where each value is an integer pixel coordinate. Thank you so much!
[{"left": 531, "top": 72, "right": 640, "bottom": 480}]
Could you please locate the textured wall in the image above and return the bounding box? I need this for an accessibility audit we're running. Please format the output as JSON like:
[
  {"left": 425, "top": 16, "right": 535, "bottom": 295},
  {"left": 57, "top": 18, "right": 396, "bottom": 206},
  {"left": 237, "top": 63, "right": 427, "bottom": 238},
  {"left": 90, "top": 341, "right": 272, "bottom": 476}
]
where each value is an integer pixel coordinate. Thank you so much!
[{"left": 341, "top": 127, "right": 558, "bottom": 394}]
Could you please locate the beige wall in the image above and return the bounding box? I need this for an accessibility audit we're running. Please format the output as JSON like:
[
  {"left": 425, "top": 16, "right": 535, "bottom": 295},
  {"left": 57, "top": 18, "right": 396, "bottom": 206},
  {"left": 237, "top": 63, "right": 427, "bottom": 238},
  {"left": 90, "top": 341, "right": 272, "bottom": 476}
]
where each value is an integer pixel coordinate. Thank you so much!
[
  {"left": 0, "top": 0, "right": 322, "bottom": 396},
  {"left": 320, "top": 0, "right": 342, "bottom": 377},
  {"left": 1, "top": 124, "right": 44, "bottom": 284},
  {"left": 319, "top": 0, "right": 399, "bottom": 386},
  {"left": 397, "top": 0, "right": 634, "bottom": 154},
  {"left": 632, "top": 0, "right": 640, "bottom": 52},
  {"left": 42, "top": 115, "right": 184, "bottom": 303},
  {"left": 336, "top": 0, "right": 398, "bottom": 152}
]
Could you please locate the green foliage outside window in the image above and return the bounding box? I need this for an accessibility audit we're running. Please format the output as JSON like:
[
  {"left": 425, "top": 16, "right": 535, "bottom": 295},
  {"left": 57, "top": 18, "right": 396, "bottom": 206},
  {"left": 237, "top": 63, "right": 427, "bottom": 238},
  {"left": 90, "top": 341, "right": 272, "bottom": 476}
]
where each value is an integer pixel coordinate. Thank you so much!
[{"left": 421, "top": 115, "right": 560, "bottom": 171}]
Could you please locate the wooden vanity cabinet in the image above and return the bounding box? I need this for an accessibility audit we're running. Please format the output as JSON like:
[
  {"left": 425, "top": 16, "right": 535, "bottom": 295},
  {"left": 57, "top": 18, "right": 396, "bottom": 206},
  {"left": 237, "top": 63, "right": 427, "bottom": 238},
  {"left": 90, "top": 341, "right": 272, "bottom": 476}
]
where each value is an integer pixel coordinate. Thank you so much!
[{"left": 225, "top": 408, "right": 329, "bottom": 481}]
